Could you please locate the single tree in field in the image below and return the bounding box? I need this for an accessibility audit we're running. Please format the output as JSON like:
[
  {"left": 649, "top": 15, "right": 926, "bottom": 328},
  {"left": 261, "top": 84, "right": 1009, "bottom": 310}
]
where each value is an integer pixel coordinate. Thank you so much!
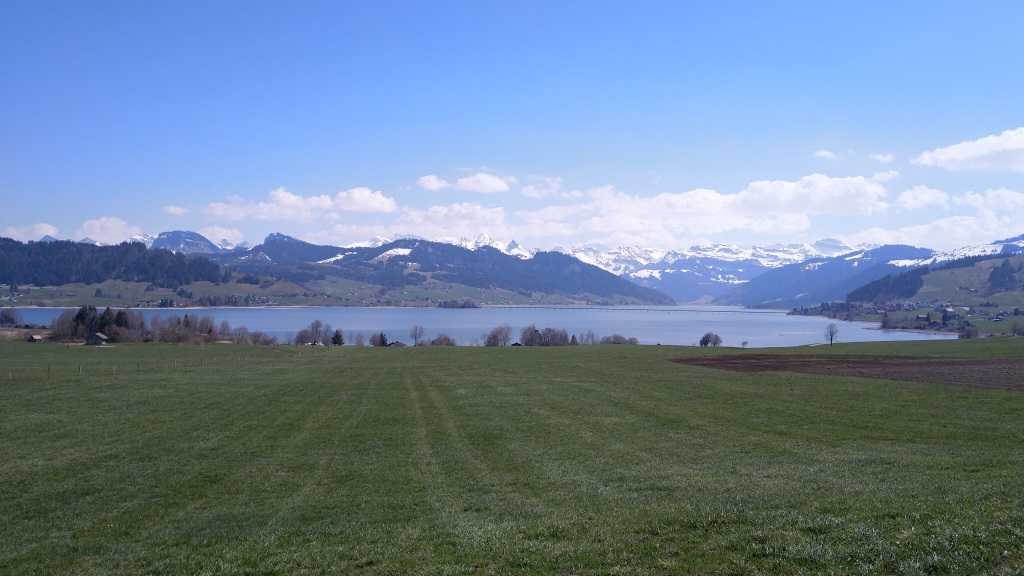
[
  {"left": 331, "top": 329, "right": 344, "bottom": 346},
  {"left": 410, "top": 325, "right": 425, "bottom": 345},
  {"left": 825, "top": 322, "right": 839, "bottom": 346},
  {"left": 699, "top": 332, "right": 722, "bottom": 347}
]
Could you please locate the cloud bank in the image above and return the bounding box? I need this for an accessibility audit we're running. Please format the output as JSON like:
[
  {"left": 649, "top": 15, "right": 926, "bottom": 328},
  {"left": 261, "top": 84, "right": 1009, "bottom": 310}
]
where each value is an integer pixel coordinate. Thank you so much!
[
  {"left": 913, "top": 127, "right": 1024, "bottom": 172},
  {"left": 204, "top": 187, "right": 397, "bottom": 222}
]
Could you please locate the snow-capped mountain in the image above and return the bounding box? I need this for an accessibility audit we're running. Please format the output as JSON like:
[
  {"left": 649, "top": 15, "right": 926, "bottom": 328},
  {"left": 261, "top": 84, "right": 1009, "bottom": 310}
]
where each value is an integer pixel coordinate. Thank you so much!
[
  {"left": 349, "top": 233, "right": 536, "bottom": 259},
  {"left": 549, "top": 238, "right": 863, "bottom": 302},
  {"left": 123, "top": 231, "right": 249, "bottom": 254},
  {"left": 33, "top": 227, "right": 1020, "bottom": 304},
  {"left": 129, "top": 233, "right": 156, "bottom": 248},
  {"left": 216, "top": 238, "right": 251, "bottom": 251},
  {"left": 452, "top": 234, "right": 535, "bottom": 259},
  {"left": 890, "top": 235, "right": 1024, "bottom": 268},
  {"left": 714, "top": 244, "right": 935, "bottom": 307}
]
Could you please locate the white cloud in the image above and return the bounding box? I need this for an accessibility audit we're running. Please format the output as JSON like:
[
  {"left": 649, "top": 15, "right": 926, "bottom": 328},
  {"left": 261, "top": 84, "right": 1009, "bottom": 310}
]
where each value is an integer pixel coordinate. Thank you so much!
[
  {"left": 520, "top": 176, "right": 563, "bottom": 198},
  {"left": 399, "top": 202, "right": 506, "bottom": 230},
  {"left": 739, "top": 174, "right": 889, "bottom": 216},
  {"left": 334, "top": 187, "right": 398, "bottom": 213},
  {"left": 204, "top": 187, "right": 397, "bottom": 222},
  {"left": 454, "top": 173, "right": 514, "bottom": 193},
  {"left": 841, "top": 187, "right": 1024, "bottom": 250},
  {"left": 3, "top": 222, "right": 59, "bottom": 241},
  {"left": 75, "top": 217, "right": 141, "bottom": 244},
  {"left": 199, "top": 226, "right": 246, "bottom": 245},
  {"left": 162, "top": 205, "right": 189, "bottom": 216},
  {"left": 312, "top": 202, "right": 510, "bottom": 245},
  {"left": 871, "top": 153, "right": 895, "bottom": 164},
  {"left": 509, "top": 174, "right": 891, "bottom": 249},
  {"left": 872, "top": 170, "right": 899, "bottom": 182},
  {"left": 814, "top": 149, "right": 839, "bottom": 160},
  {"left": 956, "top": 187, "right": 1024, "bottom": 211},
  {"left": 896, "top": 186, "right": 949, "bottom": 210},
  {"left": 416, "top": 175, "right": 451, "bottom": 190},
  {"left": 912, "top": 126, "right": 1024, "bottom": 171}
]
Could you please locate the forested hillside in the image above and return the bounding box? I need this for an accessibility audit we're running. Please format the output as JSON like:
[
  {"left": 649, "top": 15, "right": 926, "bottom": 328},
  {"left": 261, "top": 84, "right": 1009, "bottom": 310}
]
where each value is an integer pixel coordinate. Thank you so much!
[{"left": 0, "top": 238, "right": 222, "bottom": 288}]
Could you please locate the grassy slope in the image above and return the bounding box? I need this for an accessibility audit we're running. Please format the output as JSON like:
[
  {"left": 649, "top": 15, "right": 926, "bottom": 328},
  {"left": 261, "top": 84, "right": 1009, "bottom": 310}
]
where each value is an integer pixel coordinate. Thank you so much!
[
  {"left": 1, "top": 339, "right": 1022, "bottom": 575},
  {"left": 916, "top": 255, "right": 1024, "bottom": 309},
  {"left": 10, "top": 274, "right": 623, "bottom": 309}
]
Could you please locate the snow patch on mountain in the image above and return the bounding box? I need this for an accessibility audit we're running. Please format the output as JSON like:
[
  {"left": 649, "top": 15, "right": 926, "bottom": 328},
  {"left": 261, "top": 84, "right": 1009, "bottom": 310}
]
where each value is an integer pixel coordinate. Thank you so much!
[
  {"left": 370, "top": 248, "right": 412, "bottom": 264},
  {"left": 890, "top": 242, "right": 1012, "bottom": 268},
  {"left": 129, "top": 233, "right": 156, "bottom": 248},
  {"left": 318, "top": 252, "right": 357, "bottom": 264}
]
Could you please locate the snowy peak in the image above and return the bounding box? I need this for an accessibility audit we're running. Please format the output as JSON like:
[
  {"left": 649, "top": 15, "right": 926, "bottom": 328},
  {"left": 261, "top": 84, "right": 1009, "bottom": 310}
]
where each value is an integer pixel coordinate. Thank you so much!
[
  {"left": 129, "top": 233, "right": 156, "bottom": 248},
  {"left": 557, "top": 244, "right": 664, "bottom": 276},
  {"left": 216, "top": 238, "right": 246, "bottom": 251}
]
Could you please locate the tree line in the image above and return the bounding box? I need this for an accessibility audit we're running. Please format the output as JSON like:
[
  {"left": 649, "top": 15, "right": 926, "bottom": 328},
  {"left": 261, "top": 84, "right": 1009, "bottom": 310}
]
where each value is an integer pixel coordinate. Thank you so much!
[
  {"left": 48, "top": 306, "right": 278, "bottom": 345},
  {"left": 482, "top": 323, "right": 639, "bottom": 346}
]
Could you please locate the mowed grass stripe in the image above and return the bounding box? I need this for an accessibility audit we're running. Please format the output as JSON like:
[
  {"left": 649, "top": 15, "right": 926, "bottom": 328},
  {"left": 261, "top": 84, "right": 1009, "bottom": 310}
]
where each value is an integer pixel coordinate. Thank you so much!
[{"left": 1, "top": 340, "right": 1022, "bottom": 574}]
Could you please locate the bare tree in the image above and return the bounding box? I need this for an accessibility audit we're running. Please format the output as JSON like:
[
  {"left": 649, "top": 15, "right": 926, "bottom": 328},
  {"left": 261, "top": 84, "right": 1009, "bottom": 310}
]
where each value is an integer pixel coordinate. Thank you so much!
[
  {"left": 520, "top": 324, "right": 542, "bottom": 346},
  {"left": 430, "top": 333, "right": 457, "bottom": 346},
  {"left": 310, "top": 319, "right": 326, "bottom": 345},
  {"left": 410, "top": 325, "right": 425, "bottom": 345},
  {"left": 825, "top": 322, "right": 839, "bottom": 346},
  {"left": 541, "top": 327, "right": 570, "bottom": 346},
  {"left": 484, "top": 323, "right": 513, "bottom": 346},
  {"left": 294, "top": 328, "right": 313, "bottom": 345},
  {"left": 0, "top": 307, "right": 22, "bottom": 327}
]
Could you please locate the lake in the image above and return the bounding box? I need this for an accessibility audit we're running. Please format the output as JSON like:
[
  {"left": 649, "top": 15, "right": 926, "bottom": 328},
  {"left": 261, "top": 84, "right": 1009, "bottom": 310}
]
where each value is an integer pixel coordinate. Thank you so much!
[{"left": 14, "top": 305, "right": 957, "bottom": 347}]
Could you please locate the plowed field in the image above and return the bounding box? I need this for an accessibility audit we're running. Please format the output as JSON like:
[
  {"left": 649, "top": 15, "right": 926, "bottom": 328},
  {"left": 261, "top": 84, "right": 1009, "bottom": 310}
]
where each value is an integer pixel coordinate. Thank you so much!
[{"left": 674, "top": 354, "right": 1024, "bottom": 390}]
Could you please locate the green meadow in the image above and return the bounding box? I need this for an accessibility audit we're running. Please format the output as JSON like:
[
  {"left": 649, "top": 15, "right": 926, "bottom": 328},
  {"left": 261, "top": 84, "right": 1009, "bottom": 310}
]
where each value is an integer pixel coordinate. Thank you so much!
[{"left": 2, "top": 339, "right": 1022, "bottom": 575}]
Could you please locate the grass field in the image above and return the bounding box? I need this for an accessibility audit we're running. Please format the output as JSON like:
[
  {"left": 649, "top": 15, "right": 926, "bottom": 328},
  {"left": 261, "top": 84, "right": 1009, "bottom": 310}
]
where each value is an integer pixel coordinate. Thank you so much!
[{"left": 2, "top": 339, "right": 1022, "bottom": 575}]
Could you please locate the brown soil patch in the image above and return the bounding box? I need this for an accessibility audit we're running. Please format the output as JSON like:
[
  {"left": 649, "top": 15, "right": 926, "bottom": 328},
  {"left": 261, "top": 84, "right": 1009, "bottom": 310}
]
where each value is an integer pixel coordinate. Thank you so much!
[{"left": 673, "top": 354, "right": 1024, "bottom": 391}]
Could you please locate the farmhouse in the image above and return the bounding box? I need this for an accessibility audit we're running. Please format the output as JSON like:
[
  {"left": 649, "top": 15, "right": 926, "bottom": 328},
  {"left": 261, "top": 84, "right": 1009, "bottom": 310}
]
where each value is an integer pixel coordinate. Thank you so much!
[
  {"left": 26, "top": 335, "right": 43, "bottom": 343},
  {"left": 86, "top": 332, "right": 109, "bottom": 346}
]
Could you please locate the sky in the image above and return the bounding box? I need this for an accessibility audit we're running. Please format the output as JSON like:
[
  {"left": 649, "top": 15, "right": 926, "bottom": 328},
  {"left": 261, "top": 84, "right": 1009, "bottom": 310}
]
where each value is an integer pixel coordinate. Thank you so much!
[{"left": 2, "top": 1, "right": 1024, "bottom": 252}]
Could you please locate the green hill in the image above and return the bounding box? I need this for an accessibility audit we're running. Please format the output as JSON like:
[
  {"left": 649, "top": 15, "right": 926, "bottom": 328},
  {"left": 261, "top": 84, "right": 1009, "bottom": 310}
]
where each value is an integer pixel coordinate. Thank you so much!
[
  {"left": 847, "top": 254, "right": 1024, "bottom": 309},
  {"left": 915, "top": 255, "right": 1024, "bottom": 307}
]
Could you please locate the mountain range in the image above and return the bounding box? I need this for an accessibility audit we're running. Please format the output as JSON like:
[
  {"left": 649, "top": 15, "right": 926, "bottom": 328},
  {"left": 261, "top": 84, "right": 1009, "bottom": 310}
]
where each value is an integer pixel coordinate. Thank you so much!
[{"left": 31, "top": 230, "right": 1024, "bottom": 306}]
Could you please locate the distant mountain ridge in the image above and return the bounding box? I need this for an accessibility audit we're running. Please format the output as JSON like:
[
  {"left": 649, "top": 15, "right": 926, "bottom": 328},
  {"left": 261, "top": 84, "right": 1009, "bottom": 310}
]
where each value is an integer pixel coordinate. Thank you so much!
[
  {"left": 206, "top": 234, "right": 674, "bottom": 305},
  {"left": 15, "top": 229, "right": 1024, "bottom": 306},
  {"left": 714, "top": 245, "right": 935, "bottom": 307}
]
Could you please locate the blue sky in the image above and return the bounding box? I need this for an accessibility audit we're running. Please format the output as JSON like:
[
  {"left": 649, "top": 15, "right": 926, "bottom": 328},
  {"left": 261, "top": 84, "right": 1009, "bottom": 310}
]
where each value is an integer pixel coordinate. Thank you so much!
[{"left": 3, "top": 1, "right": 1023, "bottom": 251}]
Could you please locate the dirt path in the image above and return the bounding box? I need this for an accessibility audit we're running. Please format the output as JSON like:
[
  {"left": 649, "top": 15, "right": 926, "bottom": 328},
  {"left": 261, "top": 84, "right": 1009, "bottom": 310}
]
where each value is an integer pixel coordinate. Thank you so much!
[{"left": 673, "top": 354, "right": 1024, "bottom": 390}]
